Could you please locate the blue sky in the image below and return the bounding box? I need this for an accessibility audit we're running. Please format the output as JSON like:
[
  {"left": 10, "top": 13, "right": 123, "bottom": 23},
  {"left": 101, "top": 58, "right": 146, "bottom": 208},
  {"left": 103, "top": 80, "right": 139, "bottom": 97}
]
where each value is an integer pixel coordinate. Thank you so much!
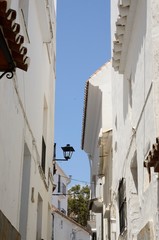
[{"left": 55, "top": 0, "right": 111, "bottom": 187}]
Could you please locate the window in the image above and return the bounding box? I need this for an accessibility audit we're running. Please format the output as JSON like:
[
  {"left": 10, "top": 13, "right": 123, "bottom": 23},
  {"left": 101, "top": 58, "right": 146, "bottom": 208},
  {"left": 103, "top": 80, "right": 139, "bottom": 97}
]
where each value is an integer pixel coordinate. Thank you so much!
[
  {"left": 128, "top": 74, "right": 132, "bottom": 109},
  {"left": 41, "top": 136, "right": 46, "bottom": 173},
  {"left": 92, "top": 232, "right": 97, "bottom": 240},
  {"left": 57, "top": 176, "right": 66, "bottom": 195},
  {"left": 41, "top": 97, "right": 48, "bottom": 174},
  {"left": 62, "top": 183, "right": 66, "bottom": 195},
  {"left": 118, "top": 178, "right": 127, "bottom": 234},
  {"left": 58, "top": 175, "right": 61, "bottom": 193}
]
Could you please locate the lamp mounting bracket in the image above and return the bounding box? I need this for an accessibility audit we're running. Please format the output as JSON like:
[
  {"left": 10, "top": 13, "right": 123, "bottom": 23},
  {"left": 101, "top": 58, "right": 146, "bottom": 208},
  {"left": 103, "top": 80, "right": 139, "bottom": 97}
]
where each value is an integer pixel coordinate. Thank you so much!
[{"left": 0, "top": 69, "right": 15, "bottom": 79}]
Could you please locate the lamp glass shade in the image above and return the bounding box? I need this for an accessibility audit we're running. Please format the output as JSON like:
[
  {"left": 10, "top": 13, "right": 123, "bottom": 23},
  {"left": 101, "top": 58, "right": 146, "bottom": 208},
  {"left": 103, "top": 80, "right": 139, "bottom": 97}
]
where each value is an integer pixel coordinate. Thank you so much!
[{"left": 61, "top": 144, "right": 75, "bottom": 160}]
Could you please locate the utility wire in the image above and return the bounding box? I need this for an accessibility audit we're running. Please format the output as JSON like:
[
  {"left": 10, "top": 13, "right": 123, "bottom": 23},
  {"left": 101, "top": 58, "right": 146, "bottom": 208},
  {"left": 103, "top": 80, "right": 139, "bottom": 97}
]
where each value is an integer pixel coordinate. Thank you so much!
[{"left": 58, "top": 174, "right": 102, "bottom": 186}]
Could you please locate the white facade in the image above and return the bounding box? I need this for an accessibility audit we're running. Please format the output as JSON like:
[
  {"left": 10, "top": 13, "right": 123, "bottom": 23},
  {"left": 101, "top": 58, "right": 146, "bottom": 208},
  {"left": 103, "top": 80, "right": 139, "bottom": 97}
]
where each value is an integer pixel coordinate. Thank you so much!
[
  {"left": 82, "top": 1, "right": 159, "bottom": 239},
  {"left": 52, "top": 163, "right": 71, "bottom": 214},
  {"left": 52, "top": 164, "right": 91, "bottom": 240},
  {"left": 0, "top": 0, "right": 56, "bottom": 239},
  {"left": 82, "top": 62, "right": 113, "bottom": 240},
  {"left": 111, "top": 0, "right": 159, "bottom": 239},
  {"left": 52, "top": 207, "right": 91, "bottom": 240}
]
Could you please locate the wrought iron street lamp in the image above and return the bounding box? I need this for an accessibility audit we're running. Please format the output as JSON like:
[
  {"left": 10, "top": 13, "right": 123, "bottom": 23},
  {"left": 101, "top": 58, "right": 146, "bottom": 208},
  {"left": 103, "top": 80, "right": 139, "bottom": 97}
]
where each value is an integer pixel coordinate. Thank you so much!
[{"left": 54, "top": 143, "right": 75, "bottom": 161}]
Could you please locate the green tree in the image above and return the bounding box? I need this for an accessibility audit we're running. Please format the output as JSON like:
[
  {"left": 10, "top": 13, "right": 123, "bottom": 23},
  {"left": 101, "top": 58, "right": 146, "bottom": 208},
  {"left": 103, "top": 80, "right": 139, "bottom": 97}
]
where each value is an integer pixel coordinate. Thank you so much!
[{"left": 68, "top": 184, "right": 90, "bottom": 227}]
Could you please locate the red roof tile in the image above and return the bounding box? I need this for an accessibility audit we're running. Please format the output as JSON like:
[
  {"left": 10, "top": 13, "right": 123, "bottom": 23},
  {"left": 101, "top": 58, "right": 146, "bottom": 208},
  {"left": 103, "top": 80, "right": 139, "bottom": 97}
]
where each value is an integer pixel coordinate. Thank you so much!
[{"left": 0, "top": 0, "right": 29, "bottom": 72}]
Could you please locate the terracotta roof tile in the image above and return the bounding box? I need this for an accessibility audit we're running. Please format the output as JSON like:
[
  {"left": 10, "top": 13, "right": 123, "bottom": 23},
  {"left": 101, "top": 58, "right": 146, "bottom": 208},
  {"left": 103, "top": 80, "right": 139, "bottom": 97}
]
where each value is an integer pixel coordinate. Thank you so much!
[{"left": 0, "top": 0, "right": 29, "bottom": 73}]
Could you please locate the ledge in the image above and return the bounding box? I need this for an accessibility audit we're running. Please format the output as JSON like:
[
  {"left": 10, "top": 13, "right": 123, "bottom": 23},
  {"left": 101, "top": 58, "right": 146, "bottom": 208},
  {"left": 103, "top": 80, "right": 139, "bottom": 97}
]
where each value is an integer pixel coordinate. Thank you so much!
[{"left": 112, "top": 0, "right": 137, "bottom": 73}]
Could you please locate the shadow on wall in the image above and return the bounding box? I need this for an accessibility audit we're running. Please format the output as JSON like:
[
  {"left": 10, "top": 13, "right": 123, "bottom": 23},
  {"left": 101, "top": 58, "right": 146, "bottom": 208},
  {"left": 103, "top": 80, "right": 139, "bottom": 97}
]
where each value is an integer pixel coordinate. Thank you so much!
[
  {"left": 123, "top": 0, "right": 147, "bottom": 122},
  {"left": 0, "top": 210, "right": 21, "bottom": 239}
]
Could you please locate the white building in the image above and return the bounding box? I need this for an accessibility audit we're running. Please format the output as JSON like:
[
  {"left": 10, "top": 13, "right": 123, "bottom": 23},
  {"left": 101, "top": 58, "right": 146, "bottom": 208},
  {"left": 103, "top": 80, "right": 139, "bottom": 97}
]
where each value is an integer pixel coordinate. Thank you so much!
[
  {"left": 52, "top": 206, "right": 91, "bottom": 240},
  {"left": 111, "top": 0, "right": 159, "bottom": 239},
  {"left": 82, "top": 1, "right": 159, "bottom": 239},
  {"left": 0, "top": 0, "right": 56, "bottom": 239},
  {"left": 52, "top": 163, "right": 91, "bottom": 240},
  {"left": 81, "top": 62, "right": 113, "bottom": 240},
  {"left": 52, "top": 163, "right": 71, "bottom": 215}
]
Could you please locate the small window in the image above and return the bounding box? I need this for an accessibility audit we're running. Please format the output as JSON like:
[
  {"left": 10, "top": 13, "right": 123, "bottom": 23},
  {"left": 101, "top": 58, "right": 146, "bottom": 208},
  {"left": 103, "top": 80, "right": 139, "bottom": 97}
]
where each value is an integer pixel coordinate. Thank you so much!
[
  {"left": 41, "top": 136, "right": 46, "bottom": 173},
  {"left": 62, "top": 183, "right": 66, "bottom": 195},
  {"left": 92, "top": 232, "right": 97, "bottom": 240},
  {"left": 58, "top": 175, "right": 61, "bottom": 193},
  {"left": 41, "top": 97, "right": 48, "bottom": 174},
  {"left": 128, "top": 74, "right": 132, "bottom": 109},
  {"left": 118, "top": 178, "right": 127, "bottom": 234}
]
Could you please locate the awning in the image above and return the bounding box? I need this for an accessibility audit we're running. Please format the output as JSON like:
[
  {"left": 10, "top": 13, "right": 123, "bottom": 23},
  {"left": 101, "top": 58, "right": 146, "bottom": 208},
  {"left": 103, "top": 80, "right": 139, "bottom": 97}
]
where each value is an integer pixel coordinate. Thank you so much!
[
  {"left": 89, "top": 198, "right": 103, "bottom": 213},
  {"left": 0, "top": 0, "right": 29, "bottom": 74}
]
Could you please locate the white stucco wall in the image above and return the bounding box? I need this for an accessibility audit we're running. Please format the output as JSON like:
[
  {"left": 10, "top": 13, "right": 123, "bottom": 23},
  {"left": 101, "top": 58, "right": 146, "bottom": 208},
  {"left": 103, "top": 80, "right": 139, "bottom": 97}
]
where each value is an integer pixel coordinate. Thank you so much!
[
  {"left": 83, "top": 62, "right": 112, "bottom": 168},
  {"left": 53, "top": 211, "right": 91, "bottom": 240},
  {"left": 111, "top": 0, "right": 159, "bottom": 239},
  {"left": 82, "top": 62, "right": 113, "bottom": 240},
  {"left": 52, "top": 164, "right": 70, "bottom": 214},
  {"left": 0, "top": 0, "right": 56, "bottom": 239},
  {"left": 89, "top": 62, "right": 112, "bottom": 134}
]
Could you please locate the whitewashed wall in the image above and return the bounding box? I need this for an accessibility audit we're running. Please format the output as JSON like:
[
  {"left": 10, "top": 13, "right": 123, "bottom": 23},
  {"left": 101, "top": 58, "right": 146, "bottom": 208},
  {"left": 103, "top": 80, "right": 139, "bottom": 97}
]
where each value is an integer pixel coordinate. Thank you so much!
[
  {"left": 0, "top": 0, "right": 56, "bottom": 239},
  {"left": 53, "top": 210, "right": 91, "bottom": 240},
  {"left": 111, "top": 0, "right": 159, "bottom": 239},
  {"left": 82, "top": 62, "right": 112, "bottom": 240},
  {"left": 52, "top": 164, "right": 70, "bottom": 214}
]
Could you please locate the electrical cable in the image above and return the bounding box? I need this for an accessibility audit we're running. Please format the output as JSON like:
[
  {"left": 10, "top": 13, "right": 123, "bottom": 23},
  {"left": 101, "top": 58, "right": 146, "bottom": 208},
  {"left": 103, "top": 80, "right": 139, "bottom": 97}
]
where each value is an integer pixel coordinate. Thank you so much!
[{"left": 58, "top": 174, "right": 102, "bottom": 186}]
